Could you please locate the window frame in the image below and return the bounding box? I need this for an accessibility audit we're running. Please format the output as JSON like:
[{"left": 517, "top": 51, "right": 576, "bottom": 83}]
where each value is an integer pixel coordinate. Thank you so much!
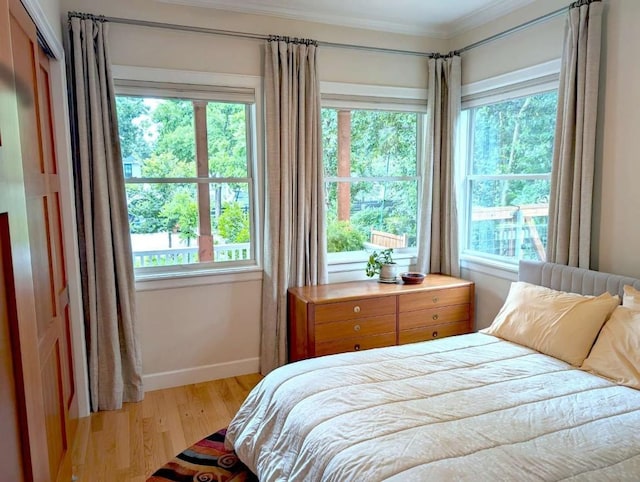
[
  {"left": 112, "top": 66, "right": 263, "bottom": 287},
  {"left": 320, "top": 82, "right": 427, "bottom": 273},
  {"left": 459, "top": 60, "right": 561, "bottom": 271}
]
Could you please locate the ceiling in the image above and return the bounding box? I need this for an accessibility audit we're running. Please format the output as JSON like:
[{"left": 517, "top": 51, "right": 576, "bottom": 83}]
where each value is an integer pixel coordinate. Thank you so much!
[{"left": 157, "top": 0, "right": 537, "bottom": 38}]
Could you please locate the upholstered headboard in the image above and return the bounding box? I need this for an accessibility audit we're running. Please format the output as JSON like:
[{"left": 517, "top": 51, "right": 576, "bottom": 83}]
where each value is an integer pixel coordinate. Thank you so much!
[{"left": 519, "top": 260, "right": 640, "bottom": 299}]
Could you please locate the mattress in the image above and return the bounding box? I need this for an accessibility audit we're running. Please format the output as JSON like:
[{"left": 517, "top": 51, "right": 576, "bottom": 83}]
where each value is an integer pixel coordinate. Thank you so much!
[{"left": 226, "top": 333, "right": 640, "bottom": 481}]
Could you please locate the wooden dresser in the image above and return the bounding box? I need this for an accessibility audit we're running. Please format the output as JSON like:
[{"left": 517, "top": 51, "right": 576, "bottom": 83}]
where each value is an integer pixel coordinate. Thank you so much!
[{"left": 288, "top": 275, "right": 475, "bottom": 361}]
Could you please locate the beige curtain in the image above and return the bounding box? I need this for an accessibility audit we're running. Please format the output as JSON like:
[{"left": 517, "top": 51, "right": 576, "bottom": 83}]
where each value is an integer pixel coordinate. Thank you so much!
[
  {"left": 416, "top": 55, "right": 462, "bottom": 277},
  {"left": 547, "top": 0, "right": 603, "bottom": 268},
  {"left": 69, "top": 16, "right": 143, "bottom": 411},
  {"left": 261, "top": 37, "right": 327, "bottom": 374}
]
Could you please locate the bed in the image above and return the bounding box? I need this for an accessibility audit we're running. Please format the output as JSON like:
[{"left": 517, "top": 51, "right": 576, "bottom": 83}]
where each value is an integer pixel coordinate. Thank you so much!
[{"left": 226, "top": 261, "right": 640, "bottom": 481}]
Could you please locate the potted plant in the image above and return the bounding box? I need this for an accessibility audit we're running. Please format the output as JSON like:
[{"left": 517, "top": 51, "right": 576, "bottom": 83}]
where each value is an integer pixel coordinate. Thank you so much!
[{"left": 365, "top": 248, "right": 398, "bottom": 282}]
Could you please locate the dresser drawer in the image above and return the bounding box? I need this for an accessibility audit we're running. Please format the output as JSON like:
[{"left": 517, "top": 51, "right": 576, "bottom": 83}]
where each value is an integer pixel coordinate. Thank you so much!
[
  {"left": 399, "top": 304, "right": 470, "bottom": 331},
  {"left": 315, "top": 314, "right": 396, "bottom": 343},
  {"left": 399, "top": 286, "right": 470, "bottom": 312},
  {"left": 315, "top": 333, "right": 396, "bottom": 356},
  {"left": 315, "top": 296, "right": 396, "bottom": 323},
  {"left": 398, "top": 320, "right": 470, "bottom": 345}
]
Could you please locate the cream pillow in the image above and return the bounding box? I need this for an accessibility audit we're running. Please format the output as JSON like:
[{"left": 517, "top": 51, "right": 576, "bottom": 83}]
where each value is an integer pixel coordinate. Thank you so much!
[
  {"left": 581, "top": 306, "right": 640, "bottom": 390},
  {"left": 482, "top": 281, "right": 619, "bottom": 366},
  {"left": 623, "top": 285, "right": 640, "bottom": 310}
]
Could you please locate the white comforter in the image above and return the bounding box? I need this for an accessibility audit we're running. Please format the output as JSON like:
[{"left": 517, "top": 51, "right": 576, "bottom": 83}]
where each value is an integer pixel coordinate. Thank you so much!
[{"left": 226, "top": 333, "right": 640, "bottom": 481}]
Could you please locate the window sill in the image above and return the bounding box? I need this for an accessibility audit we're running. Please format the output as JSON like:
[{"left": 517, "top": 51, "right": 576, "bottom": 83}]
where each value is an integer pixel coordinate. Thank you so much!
[
  {"left": 134, "top": 250, "right": 419, "bottom": 290},
  {"left": 327, "top": 250, "right": 417, "bottom": 283},
  {"left": 460, "top": 254, "right": 519, "bottom": 282},
  {"left": 134, "top": 267, "right": 263, "bottom": 292}
]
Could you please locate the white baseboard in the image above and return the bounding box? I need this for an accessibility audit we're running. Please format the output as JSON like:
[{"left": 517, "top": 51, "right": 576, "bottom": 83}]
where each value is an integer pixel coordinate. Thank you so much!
[{"left": 143, "top": 357, "right": 260, "bottom": 393}]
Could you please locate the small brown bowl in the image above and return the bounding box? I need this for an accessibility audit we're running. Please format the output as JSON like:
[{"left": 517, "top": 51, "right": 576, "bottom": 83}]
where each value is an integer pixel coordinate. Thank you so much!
[{"left": 400, "top": 272, "right": 426, "bottom": 284}]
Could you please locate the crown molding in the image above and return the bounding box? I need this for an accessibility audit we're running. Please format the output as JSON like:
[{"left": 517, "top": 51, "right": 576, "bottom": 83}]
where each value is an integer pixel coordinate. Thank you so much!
[
  {"left": 155, "top": 0, "right": 448, "bottom": 37},
  {"left": 155, "top": 0, "right": 537, "bottom": 39}
]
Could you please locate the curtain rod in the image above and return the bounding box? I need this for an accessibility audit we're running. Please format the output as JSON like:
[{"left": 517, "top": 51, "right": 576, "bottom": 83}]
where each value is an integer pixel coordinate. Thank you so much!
[
  {"left": 458, "top": 0, "right": 601, "bottom": 53},
  {"left": 68, "top": 3, "right": 574, "bottom": 59},
  {"left": 457, "top": 6, "right": 567, "bottom": 54},
  {"left": 68, "top": 14, "right": 438, "bottom": 58}
]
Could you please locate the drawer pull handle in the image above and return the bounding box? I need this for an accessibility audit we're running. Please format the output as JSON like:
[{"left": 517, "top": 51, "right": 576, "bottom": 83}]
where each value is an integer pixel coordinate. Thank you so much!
[
  {"left": 353, "top": 306, "right": 361, "bottom": 313},
  {"left": 354, "top": 344, "right": 361, "bottom": 351},
  {"left": 432, "top": 296, "right": 439, "bottom": 303},
  {"left": 432, "top": 331, "right": 439, "bottom": 338},
  {"left": 432, "top": 314, "right": 439, "bottom": 321},
  {"left": 354, "top": 324, "right": 361, "bottom": 332}
]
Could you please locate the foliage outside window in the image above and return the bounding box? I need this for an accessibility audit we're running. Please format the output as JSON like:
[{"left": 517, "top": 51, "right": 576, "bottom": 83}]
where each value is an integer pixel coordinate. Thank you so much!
[
  {"left": 322, "top": 108, "right": 420, "bottom": 257},
  {"left": 115, "top": 93, "right": 255, "bottom": 274},
  {"left": 462, "top": 90, "right": 558, "bottom": 264}
]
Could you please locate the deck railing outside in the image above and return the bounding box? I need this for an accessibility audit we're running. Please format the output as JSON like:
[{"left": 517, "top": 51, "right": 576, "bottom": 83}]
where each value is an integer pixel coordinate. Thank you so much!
[
  {"left": 470, "top": 204, "right": 548, "bottom": 261},
  {"left": 133, "top": 243, "right": 251, "bottom": 267}
]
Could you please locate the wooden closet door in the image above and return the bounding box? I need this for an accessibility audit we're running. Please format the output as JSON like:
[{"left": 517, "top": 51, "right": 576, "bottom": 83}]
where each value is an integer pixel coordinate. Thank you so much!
[{"left": 9, "top": 0, "right": 77, "bottom": 479}]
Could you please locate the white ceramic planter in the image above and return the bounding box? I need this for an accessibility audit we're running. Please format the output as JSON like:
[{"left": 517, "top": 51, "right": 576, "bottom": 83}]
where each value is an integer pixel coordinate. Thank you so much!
[{"left": 379, "top": 263, "right": 398, "bottom": 281}]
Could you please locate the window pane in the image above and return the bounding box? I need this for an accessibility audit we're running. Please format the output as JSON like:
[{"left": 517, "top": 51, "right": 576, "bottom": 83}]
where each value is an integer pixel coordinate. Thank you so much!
[
  {"left": 468, "top": 179, "right": 549, "bottom": 262},
  {"left": 322, "top": 108, "right": 417, "bottom": 178},
  {"left": 116, "top": 93, "right": 255, "bottom": 273},
  {"left": 464, "top": 89, "right": 557, "bottom": 264},
  {"left": 210, "top": 183, "right": 251, "bottom": 262},
  {"left": 128, "top": 183, "right": 200, "bottom": 267},
  {"left": 116, "top": 96, "right": 196, "bottom": 178},
  {"left": 116, "top": 96, "right": 153, "bottom": 172},
  {"left": 322, "top": 106, "right": 420, "bottom": 257},
  {"left": 470, "top": 91, "right": 557, "bottom": 175},
  {"left": 207, "top": 103, "right": 248, "bottom": 177},
  {"left": 322, "top": 108, "right": 338, "bottom": 175},
  {"left": 325, "top": 180, "right": 418, "bottom": 253},
  {"left": 127, "top": 182, "right": 252, "bottom": 267}
]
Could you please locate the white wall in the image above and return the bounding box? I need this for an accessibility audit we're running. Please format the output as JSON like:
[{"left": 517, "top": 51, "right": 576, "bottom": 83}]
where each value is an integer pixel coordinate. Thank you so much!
[
  {"left": 593, "top": 0, "right": 640, "bottom": 278},
  {"left": 62, "top": 0, "right": 445, "bottom": 87},
  {"left": 137, "top": 279, "right": 262, "bottom": 390},
  {"left": 61, "top": 0, "right": 447, "bottom": 391},
  {"left": 57, "top": 0, "right": 640, "bottom": 386},
  {"left": 452, "top": 0, "right": 565, "bottom": 85},
  {"left": 459, "top": 265, "right": 513, "bottom": 330},
  {"left": 458, "top": 0, "right": 640, "bottom": 327}
]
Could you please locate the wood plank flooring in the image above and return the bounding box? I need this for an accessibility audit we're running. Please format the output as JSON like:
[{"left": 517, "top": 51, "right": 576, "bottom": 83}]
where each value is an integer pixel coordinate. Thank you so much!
[{"left": 68, "top": 374, "right": 263, "bottom": 482}]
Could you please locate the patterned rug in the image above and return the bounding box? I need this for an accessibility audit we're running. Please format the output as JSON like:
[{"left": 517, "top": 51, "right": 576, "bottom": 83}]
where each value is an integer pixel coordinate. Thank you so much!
[{"left": 147, "top": 428, "right": 257, "bottom": 482}]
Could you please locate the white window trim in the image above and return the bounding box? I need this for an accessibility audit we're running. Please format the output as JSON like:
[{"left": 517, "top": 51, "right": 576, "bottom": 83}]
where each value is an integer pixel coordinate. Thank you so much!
[
  {"left": 135, "top": 267, "right": 264, "bottom": 292},
  {"left": 321, "top": 81, "right": 427, "bottom": 111},
  {"left": 112, "top": 66, "right": 264, "bottom": 289},
  {"left": 320, "top": 81, "right": 427, "bottom": 277},
  {"left": 461, "top": 59, "right": 561, "bottom": 108},
  {"left": 459, "top": 59, "right": 561, "bottom": 274}
]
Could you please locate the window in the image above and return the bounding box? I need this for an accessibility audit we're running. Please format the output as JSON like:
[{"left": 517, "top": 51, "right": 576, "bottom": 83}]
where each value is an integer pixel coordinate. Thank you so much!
[
  {"left": 115, "top": 84, "right": 257, "bottom": 277},
  {"left": 461, "top": 89, "right": 558, "bottom": 264},
  {"left": 321, "top": 107, "right": 422, "bottom": 257}
]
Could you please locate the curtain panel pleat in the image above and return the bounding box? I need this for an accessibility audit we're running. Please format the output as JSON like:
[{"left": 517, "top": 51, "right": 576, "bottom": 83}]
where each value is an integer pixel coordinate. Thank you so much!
[
  {"left": 261, "top": 39, "right": 327, "bottom": 374},
  {"left": 68, "top": 17, "right": 143, "bottom": 411},
  {"left": 416, "top": 55, "right": 461, "bottom": 277},
  {"left": 546, "top": 1, "right": 603, "bottom": 268}
]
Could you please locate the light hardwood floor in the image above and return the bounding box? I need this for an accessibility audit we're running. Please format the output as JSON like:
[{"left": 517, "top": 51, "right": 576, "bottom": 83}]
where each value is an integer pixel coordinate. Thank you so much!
[{"left": 69, "top": 374, "right": 263, "bottom": 482}]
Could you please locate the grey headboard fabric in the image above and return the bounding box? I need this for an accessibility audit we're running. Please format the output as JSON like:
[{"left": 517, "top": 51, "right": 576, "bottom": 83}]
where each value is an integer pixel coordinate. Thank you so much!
[{"left": 519, "top": 260, "right": 640, "bottom": 299}]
